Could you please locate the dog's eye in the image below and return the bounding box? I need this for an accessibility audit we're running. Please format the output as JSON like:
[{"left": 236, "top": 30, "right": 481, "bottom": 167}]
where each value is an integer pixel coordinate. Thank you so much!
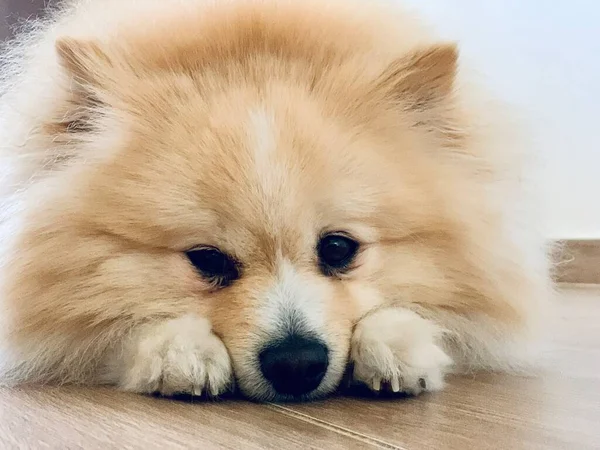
[
  {"left": 317, "top": 233, "right": 359, "bottom": 275},
  {"left": 185, "top": 247, "right": 239, "bottom": 287}
]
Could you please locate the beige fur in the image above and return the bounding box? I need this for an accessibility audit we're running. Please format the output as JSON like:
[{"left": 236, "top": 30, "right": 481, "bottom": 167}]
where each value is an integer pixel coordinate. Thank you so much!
[
  {"left": 0, "top": 0, "right": 552, "bottom": 401},
  {"left": 351, "top": 308, "right": 452, "bottom": 394},
  {"left": 104, "top": 314, "right": 233, "bottom": 396}
]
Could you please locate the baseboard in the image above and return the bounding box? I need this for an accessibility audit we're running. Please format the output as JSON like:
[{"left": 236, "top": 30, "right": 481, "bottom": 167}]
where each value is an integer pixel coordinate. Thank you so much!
[{"left": 554, "top": 239, "right": 600, "bottom": 284}]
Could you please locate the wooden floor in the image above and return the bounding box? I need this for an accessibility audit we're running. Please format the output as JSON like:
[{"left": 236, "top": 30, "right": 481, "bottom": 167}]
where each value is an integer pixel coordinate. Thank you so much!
[{"left": 0, "top": 286, "right": 598, "bottom": 449}]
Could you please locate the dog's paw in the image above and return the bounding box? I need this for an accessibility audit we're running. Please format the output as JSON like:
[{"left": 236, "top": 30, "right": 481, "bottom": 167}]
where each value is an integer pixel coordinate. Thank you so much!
[
  {"left": 116, "top": 315, "right": 233, "bottom": 397},
  {"left": 351, "top": 308, "right": 452, "bottom": 395}
]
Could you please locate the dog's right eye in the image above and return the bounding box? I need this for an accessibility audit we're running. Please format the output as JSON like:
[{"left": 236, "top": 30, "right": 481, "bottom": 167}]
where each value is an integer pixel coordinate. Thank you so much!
[{"left": 185, "top": 247, "right": 239, "bottom": 287}]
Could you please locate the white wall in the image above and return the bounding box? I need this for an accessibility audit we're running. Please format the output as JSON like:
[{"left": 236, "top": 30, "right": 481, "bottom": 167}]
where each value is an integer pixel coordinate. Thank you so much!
[{"left": 401, "top": 0, "right": 600, "bottom": 239}]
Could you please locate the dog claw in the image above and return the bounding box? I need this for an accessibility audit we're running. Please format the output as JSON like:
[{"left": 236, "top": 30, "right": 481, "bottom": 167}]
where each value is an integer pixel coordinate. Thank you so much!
[
  {"left": 209, "top": 384, "right": 221, "bottom": 397},
  {"left": 391, "top": 376, "right": 400, "bottom": 393},
  {"left": 192, "top": 386, "right": 202, "bottom": 396},
  {"left": 372, "top": 378, "right": 381, "bottom": 391}
]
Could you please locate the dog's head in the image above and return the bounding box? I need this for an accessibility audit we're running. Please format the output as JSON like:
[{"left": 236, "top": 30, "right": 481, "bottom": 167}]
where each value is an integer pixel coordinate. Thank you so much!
[{"left": 6, "top": 3, "right": 498, "bottom": 401}]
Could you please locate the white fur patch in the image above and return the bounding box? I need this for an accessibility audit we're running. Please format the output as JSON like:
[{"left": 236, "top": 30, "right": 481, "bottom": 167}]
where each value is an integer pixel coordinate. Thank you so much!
[
  {"left": 248, "top": 108, "right": 284, "bottom": 201},
  {"left": 259, "top": 260, "right": 326, "bottom": 337},
  {"left": 249, "top": 108, "right": 276, "bottom": 162}
]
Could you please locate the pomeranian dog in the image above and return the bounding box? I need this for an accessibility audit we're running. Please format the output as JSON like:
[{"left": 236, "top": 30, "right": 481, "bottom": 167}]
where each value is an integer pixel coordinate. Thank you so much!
[{"left": 0, "top": 0, "right": 552, "bottom": 401}]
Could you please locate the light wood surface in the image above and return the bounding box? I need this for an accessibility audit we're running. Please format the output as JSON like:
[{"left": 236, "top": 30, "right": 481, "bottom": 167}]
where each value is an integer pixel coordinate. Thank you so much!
[
  {"left": 1, "top": 286, "right": 598, "bottom": 449},
  {"left": 556, "top": 240, "right": 600, "bottom": 284}
]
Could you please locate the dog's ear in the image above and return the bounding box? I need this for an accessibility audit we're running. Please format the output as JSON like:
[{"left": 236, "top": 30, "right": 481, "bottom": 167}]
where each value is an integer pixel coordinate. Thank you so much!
[
  {"left": 53, "top": 38, "right": 117, "bottom": 135},
  {"left": 56, "top": 38, "right": 114, "bottom": 89},
  {"left": 379, "top": 43, "right": 458, "bottom": 110},
  {"left": 375, "top": 43, "right": 462, "bottom": 143}
]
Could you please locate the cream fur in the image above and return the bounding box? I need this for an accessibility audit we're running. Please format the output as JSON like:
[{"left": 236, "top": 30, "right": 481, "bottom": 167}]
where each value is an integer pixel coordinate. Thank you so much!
[
  {"left": 102, "top": 315, "right": 233, "bottom": 396},
  {"left": 351, "top": 308, "right": 452, "bottom": 394},
  {"left": 0, "top": 0, "right": 553, "bottom": 401}
]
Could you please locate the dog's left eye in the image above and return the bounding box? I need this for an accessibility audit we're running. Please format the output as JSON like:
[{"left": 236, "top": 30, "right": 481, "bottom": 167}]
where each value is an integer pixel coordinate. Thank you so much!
[
  {"left": 318, "top": 233, "right": 359, "bottom": 275},
  {"left": 185, "top": 247, "right": 239, "bottom": 287}
]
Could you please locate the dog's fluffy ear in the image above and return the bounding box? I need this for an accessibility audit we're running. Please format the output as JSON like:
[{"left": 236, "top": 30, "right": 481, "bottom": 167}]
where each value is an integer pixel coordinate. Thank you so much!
[
  {"left": 53, "top": 38, "right": 116, "bottom": 135},
  {"left": 376, "top": 44, "right": 462, "bottom": 142},
  {"left": 379, "top": 43, "right": 458, "bottom": 110},
  {"left": 56, "top": 38, "right": 114, "bottom": 89}
]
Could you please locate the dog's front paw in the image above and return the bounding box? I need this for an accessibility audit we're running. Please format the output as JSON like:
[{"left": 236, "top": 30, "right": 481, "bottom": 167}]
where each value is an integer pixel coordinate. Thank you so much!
[
  {"left": 351, "top": 308, "right": 452, "bottom": 395},
  {"left": 116, "top": 315, "right": 233, "bottom": 397}
]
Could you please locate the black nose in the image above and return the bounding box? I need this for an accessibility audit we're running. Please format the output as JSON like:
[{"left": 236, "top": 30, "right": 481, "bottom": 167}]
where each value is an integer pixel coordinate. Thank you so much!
[{"left": 259, "top": 335, "right": 329, "bottom": 396}]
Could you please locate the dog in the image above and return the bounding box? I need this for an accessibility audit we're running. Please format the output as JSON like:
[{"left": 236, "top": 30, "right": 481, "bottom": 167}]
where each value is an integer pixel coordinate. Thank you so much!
[{"left": 0, "top": 0, "right": 552, "bottom": 401}]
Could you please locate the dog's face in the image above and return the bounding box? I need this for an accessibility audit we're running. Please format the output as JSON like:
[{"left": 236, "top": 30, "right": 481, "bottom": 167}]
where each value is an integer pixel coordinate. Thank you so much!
[{"left": 9, "top": 27, "right": 470, "bottom": 401}]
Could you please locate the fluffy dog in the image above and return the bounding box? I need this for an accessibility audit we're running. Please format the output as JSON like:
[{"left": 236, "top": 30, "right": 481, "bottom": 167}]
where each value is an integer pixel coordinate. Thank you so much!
[{"left": 0, "top": 0, "right": 552, "bottom": 401}]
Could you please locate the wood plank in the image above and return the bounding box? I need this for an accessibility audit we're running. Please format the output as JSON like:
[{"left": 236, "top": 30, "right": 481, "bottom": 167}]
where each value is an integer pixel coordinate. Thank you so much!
[
  {"left": 0, "top": 387, "right": 382, "bottom": 449},
  {"left": 555, "top": 240, "right": 600, "bottom": 284}
]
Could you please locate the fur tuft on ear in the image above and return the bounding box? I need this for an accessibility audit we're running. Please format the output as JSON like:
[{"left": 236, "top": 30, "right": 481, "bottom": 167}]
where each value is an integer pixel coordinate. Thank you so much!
[
  {"left": 379, "top": 43, "right": 458, "bottom": 110},
  {"left": 52, "top": 38, "right": 115, "bottom": 136},
  {"left": 373, "top": 43, "right": 463, "bottom": 144},
  {"left": 55, "top": 38, "right": 114, "bottom": 88}
]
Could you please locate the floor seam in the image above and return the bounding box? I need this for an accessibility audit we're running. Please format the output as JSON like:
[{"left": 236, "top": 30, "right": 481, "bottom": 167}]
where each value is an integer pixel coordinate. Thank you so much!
[{"left": 267, "top": 404, "right": 405, "bottom": 450}]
